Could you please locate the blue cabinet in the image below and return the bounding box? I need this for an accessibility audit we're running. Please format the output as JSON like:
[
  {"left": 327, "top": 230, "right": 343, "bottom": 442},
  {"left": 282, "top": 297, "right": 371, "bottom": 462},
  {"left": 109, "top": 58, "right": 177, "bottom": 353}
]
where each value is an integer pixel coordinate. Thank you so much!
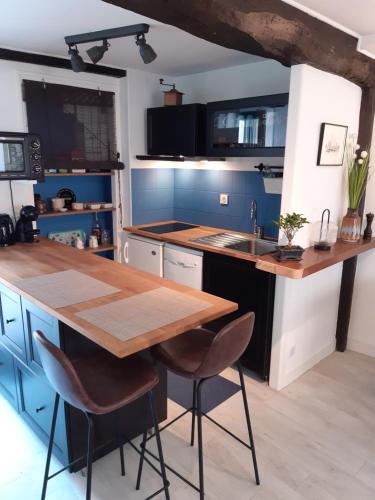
[
  {"left": 0, "top": 288, "right": 68, "bottom": 465},
  {"left": 22, "top": 298, "right": 60, "bottom": 376},
  {"left": 0, "top": 343, "right": 18, "bottom": 409},
  {"left": 0, "top": 283, "right": 26, "bottom": 363},
  {"left": 16, "top": 362, "right": 68, "bottom": 464}
]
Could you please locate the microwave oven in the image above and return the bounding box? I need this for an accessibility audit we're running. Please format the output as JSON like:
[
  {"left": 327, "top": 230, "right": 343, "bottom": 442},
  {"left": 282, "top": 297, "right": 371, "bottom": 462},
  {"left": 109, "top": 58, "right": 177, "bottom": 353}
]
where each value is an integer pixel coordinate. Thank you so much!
[{"left": 0, "top": 132, "right": 44, "bottom": 182}]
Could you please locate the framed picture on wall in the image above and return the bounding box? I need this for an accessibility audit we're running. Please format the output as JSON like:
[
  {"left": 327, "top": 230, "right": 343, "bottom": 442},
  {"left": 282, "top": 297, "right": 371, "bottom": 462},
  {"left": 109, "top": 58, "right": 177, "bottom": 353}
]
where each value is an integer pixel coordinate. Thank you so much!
[{"left": 317, "top": 123, "right": 348, "bottom": 166}]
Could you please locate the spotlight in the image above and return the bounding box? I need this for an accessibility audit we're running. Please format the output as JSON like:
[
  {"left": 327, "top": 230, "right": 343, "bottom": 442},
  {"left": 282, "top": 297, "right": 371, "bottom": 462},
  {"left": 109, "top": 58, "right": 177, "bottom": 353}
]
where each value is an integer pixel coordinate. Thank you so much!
[
  {"left": 87, "top": 39, "right": 109, "bottom": 64},
  {"left": 68, "top": 45, "right": 86, "bottom": 72},
  {"left": 135, "top": 33, "right": 157, "bottom": 64}
]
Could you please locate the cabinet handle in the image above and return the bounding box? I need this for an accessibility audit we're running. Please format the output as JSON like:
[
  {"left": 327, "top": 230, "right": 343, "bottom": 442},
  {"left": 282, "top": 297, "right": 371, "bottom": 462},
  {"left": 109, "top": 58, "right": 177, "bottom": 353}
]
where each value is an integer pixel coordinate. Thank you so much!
[
  {"left": 36, "top": 406, "right": 46, "bottom": 413},
  {"left": 151, "top": 250, "right": 156, "bottom": 255},
  {"left": 6, "top": 318, "right": 16, "bottom": 324}
]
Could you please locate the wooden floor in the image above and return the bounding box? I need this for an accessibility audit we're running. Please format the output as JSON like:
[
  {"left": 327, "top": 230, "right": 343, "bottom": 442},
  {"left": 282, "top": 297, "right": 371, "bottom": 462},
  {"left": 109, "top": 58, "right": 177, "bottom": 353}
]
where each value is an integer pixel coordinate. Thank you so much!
[{"left": 1, "top": 350, "right": 375, "bottom": 499}]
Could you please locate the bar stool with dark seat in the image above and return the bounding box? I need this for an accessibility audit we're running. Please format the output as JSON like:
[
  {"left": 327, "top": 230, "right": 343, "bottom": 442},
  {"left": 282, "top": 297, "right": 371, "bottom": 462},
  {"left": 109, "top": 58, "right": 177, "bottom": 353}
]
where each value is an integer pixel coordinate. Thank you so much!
[
  {"left": 33, "top": 330, "right": 170, "bottom": 500},
  {"left": 137, "top": 312, "right": 259, "bottom": 499}
]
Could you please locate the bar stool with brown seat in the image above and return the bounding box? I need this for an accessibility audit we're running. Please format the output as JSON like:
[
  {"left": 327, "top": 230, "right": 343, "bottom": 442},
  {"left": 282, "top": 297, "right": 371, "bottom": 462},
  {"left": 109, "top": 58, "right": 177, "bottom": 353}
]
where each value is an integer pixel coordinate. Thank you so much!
[
  {"left": 33, "top": 330, "right": 170, "bottom": 500},
  {"left": 137, "top": 312, "right": 259, "bottom": 499}
]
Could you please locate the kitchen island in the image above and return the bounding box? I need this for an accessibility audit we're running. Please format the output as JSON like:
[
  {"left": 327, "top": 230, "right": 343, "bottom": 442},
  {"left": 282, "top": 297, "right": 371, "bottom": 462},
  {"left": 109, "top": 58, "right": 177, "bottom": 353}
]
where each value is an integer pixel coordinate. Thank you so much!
[{"left": 0, "top": 237, "right": 236, "bottom": 469}]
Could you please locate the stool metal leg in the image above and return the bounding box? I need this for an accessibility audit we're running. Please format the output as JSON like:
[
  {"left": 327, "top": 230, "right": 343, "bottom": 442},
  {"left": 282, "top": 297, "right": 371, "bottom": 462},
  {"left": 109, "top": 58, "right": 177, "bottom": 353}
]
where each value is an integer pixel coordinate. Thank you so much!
[
  {"left": 114, "top": 413, "right": 125, "bottom": 476},
  {"left": 136, "top": 430, "right": 147, "bottom": 490},
  {"left": 237, "top": 362, "right": 260, "bottom": 485},
  {"left": 85, "top": 414, "right": 95, "bottom": 500},
  {"left": 197, "top": 380, "right": 205, "bottom": 500},
  {"left": 190, "top": 380, "right": 197, "bottom": 446},
  {"left": 41, "top": 393, "right": 60, "bottom": 500},
  {"left": 148, "top": 391, "right": 170, "bottom": 500}
]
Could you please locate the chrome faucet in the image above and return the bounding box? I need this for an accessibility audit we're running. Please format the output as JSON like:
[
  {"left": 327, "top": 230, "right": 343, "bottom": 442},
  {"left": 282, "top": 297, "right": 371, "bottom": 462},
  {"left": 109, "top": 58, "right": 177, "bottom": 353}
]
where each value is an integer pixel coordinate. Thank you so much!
[{"left": 250, "top": 200, "right": 257, "bottom": 235}]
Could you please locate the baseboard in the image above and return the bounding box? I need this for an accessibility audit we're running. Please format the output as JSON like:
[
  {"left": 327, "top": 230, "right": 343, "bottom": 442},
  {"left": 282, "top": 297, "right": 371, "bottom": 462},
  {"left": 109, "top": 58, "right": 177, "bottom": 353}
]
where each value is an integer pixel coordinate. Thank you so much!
[
  {"left": 271, "top": 340, "right": 336, "bottom": 391},
  {"left": 347, "top": 338, "right": 375, "bottom": 358}
]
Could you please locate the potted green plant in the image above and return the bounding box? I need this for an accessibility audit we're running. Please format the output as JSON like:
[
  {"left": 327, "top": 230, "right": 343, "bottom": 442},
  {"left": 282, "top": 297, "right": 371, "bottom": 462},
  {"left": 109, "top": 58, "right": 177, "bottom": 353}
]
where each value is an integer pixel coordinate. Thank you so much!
[
  {"left": 339, "top": 140, "right": 371, "bottom": 242},
  {"left": 273, "top": 212, "right": 309, "bottom": 261}
]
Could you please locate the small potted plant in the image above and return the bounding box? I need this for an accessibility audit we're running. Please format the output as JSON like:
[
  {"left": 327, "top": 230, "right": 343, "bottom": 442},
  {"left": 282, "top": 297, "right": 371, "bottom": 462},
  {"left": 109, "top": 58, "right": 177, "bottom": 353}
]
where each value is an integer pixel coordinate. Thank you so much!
[{"left": 273, "top": 212, "right": 309, "bottom": 261}]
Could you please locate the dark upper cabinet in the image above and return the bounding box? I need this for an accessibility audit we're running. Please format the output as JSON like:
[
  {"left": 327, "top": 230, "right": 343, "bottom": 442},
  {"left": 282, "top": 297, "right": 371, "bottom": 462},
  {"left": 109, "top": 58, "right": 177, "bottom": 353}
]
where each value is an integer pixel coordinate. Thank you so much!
[
  {"left": 147, "top": 104, "right": 206, "bottom": 156},
  {"left": 206, "top": 93, "right": 289, "bottom": 157}
]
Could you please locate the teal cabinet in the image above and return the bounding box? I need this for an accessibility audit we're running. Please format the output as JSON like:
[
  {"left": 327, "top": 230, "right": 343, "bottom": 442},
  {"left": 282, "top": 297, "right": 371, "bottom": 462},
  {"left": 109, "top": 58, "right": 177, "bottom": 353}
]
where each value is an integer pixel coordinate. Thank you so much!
[
  {"left": 0, "top": 343, "right": 18, "bottom": 410},
  {"left": 16, "top": 362, "right": 68, "bottom": 464},
  {"left": 22, "top": 298, "right": 60, "bottom": 376},
  {"left": 0, "top": 283, "right": 26, "bottom": 363}
]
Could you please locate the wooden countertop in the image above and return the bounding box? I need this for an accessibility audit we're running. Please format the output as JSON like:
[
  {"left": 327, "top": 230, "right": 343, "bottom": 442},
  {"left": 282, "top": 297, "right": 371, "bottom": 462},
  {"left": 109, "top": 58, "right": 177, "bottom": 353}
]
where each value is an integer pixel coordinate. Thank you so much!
[
  {"left": 0, "top": 238, "right": 237, "bottom": 358},
  {"left": 124, "top": 220, "right": 375, "bottom": 279}
]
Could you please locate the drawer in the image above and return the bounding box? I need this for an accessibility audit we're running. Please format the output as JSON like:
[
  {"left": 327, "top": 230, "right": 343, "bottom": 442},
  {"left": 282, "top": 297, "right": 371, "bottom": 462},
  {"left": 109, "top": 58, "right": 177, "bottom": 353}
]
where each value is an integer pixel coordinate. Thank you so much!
[
  {"left": 0, "top": 284, "right": 26, "bottom": 362},
  {"left": 0, "top": 343, "right": 18, "bottom": 409},
  {"left": 22, "top": 298, "right": 60, "bottom": 376},
  {"left": 17, "top": 364, "right": 68, "bottom": 463}
]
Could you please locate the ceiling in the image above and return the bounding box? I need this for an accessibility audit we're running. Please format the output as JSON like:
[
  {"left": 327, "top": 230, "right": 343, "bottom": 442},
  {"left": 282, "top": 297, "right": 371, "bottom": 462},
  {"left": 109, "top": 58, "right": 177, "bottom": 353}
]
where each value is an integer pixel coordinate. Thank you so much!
[
  {"left": 0, "top": 0, "right": 262, "bottom": 76},
  {"left": 285, "top": 0, "right": 375, "bottom": 35},
  {"left": 1, "top": 0, "right": 374, "bottom": 75},
  {"left": 284, "top": 0, "right": 375, "bottom": 57}
]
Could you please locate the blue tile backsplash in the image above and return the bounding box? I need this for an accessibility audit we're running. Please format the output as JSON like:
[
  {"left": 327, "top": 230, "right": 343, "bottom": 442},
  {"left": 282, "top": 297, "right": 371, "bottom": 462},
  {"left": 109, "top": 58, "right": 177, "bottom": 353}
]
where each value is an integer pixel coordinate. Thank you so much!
[{"left": 131, "top": 168, "right": 281, "bottom": 238}]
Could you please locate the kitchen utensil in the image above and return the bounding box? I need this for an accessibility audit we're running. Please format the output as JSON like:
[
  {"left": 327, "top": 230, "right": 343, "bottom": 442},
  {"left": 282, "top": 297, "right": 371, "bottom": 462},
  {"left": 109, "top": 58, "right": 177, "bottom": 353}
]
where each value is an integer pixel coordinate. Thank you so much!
[
  {"left": 101, "top": 229, "right": 111, "bottom": 246},
  {"left": 75, "top": 236, "right": 85, "bottom": 250},
  {"left": 57, "top": 188, "right": 76, "bottom": 209},
  {"left": 51, "top": 198, "right": 65, "bottom": 211},
  {"left": 15, "top": 206, "right": 40, "bottom": 243},
  {"left": 91, "top": 213, "right": 102, "bottom": 244},
  {"left": 48, "top": 229, "right": 86, "bottom": 247},
  {"left": 312, "top": 208, "right": 338, "bottom": 250},
  {"left": 0, "top": 213, "right": 15, "bottom": 246},
  {"left": 89, "top": 235, "right": 99, "bottom": 249},
  {"left": 87, "top": 202, "right": 101, "bottom": 210},
  {"left": 72, "top": 202, "right": 84, "bottom": 210}
]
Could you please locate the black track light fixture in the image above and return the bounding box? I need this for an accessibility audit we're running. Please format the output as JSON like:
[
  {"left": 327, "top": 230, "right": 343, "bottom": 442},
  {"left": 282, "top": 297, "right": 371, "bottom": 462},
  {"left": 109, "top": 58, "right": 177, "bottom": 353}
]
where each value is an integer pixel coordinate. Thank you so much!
[
  {"left": 68, "top": 45, "right": 86, "bottom": 73},
  {"left": 135, "top": 33, "right": 157, "bottom": 64},
  {"left": 87, "top": 39, "right": 110, "bottom": 64},
  {"left": 65, "top": 24, "right": 157, "bottom": 72}
]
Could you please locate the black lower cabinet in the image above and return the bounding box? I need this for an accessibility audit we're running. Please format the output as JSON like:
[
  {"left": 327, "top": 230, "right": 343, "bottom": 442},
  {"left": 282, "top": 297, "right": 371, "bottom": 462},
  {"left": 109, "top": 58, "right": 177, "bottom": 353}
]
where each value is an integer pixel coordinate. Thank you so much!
[{"left": 203, "top": 252, "right": 276, "bottom": 380}]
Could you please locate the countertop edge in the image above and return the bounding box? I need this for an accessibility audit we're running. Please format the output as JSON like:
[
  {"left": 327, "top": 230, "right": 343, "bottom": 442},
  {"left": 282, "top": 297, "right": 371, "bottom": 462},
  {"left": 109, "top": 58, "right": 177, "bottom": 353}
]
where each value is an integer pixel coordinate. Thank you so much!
[{"left": 124, "top": 221, "right": 375, "bottom": 279}]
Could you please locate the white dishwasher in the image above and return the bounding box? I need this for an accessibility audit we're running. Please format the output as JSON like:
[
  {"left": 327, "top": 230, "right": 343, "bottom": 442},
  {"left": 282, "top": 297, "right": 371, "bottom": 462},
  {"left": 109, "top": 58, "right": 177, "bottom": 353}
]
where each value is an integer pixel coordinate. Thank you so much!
[
  {"left": 163, "top": 244, "right": 203, "bottom": 290},
  {"left": 124, "top": 234, "right": 164, "bottom": 277}
]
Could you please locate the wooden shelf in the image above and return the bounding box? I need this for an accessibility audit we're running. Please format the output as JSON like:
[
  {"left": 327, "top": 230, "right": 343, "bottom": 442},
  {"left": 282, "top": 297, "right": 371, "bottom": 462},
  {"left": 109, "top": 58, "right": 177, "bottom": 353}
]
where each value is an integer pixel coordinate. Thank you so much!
[
  {"left": 45, "top": 172, "right": 114, "bottom": 177},
  {"left": 39, "top": 208, "right": 115, "bottom": 218},
  {"left": 84, "top": 245, "right": 116, "bottom": 253}
]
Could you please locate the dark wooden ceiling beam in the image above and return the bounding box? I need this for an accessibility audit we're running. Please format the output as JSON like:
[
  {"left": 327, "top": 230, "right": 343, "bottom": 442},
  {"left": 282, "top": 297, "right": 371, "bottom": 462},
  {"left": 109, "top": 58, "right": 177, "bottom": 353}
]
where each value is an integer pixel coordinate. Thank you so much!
[{"left": 103, "top": 0, "right": 375, "bottom": 88}]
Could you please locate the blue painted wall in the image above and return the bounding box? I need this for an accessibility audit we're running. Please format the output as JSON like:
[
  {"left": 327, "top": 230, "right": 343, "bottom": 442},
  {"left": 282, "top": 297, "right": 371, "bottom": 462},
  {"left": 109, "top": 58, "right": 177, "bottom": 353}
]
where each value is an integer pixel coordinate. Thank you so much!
[
  {"left": 131, "top": 169, "right": 175, "bottom": 224},
  {"left": 131, "top": 168, "right": 281, "bottom": 238}
]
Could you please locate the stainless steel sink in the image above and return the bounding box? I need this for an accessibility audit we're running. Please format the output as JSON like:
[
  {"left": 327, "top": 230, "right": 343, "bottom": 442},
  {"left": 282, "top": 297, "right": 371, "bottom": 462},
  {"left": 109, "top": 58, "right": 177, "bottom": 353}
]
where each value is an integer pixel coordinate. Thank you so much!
[{"left": 190, "top": 233, "right": 277, "bottom": 256}]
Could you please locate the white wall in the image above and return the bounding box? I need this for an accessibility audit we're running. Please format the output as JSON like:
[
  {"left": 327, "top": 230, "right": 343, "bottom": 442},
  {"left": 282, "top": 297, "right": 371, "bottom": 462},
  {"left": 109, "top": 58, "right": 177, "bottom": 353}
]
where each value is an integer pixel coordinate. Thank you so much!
[
  {"left": 176, "top": 59, "right": 290, "bottom": 103},
  {"left": 269, "top": 64, "right": 362, "bottom": 390},
  {"left": 347, "top": 122, "right": 375, "bottom": 357},
  {"left": 0, "top": 62, "right": 34, "bottom": 215}
]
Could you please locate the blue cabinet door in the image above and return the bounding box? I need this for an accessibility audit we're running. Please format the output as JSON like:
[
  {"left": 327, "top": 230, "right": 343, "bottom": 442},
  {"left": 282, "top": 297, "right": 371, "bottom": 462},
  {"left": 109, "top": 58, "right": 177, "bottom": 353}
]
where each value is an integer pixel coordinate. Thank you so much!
[
  {"left": 22, "top": 298, "right": 60, "bottom": 376},
  {"left": 0, "top": 283, "right": 26, "bottom": 363},
  {"left": 16, "top": 362, "right": 68, "bottom": 465},
  {"left": 0, "top": 343, "right": 18, "bottom": 410}
]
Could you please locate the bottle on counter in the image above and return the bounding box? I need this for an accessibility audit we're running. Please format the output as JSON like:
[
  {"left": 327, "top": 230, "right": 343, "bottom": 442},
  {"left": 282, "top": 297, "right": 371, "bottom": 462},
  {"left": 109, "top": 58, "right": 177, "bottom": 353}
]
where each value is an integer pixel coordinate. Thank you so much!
[{"left": 91, "top": 213, "right": 102, "bottom": 245}]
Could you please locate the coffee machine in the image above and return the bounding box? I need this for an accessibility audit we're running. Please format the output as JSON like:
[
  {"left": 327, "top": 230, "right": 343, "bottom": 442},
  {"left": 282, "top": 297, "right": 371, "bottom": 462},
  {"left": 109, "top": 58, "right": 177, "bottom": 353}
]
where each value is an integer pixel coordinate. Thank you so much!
[
  {"left": 0, "top": 214, "right": 15, "bottom": 246},
  {"left": 15, "top": 206, "right": 40, "bottom": 243}
]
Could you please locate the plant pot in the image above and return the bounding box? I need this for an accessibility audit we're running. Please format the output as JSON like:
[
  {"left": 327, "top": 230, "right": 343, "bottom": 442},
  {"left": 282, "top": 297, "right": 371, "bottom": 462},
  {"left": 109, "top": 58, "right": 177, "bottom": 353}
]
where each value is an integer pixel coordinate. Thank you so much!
[
  {"left": 339, "top": 208, "right": 361, "bottom": 242},
  {"left": 275, "top": 245, "right": 305, "bottom": 261}
]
